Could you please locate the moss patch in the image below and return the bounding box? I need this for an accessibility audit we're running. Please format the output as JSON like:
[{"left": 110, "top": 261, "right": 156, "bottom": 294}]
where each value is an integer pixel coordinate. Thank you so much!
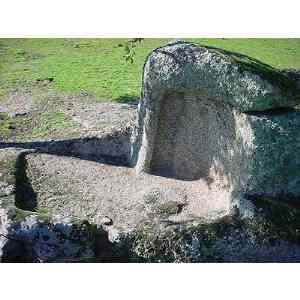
[
  {"left": 248, "top": 197, "right": 300, "bottom": 243},
  {"left": 0, "top": 112, "right": 15, "bottom": 139},
  {"left": 130, "top": 197, "right": 300, "bottom": 262},
  {"left": 156, "top": 201, "right": 184, "bottom": 216},
  {"left": 130, "top": 220, "right": 230, "bottom": 262},
  {"left": 30, "top": 111, "right": 78, "bottom": 138},
  {"left": 12, "top": 207, "right": 35, "bottom": 223},
  {"left": 0, "top": 154, "right": 17, "bottom": 185},
  {"left": 2, "top": 110, "right": 80, "bottom": 141}
]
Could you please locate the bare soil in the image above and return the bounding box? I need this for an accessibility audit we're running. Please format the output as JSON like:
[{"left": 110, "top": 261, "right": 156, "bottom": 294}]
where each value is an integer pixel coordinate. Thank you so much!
[
  {"left": 1, "top": 88, "right": 230, "bottom": 235},
  {"left": 0, "top": 89, "right": 137, "bottom": 142},
  {"left": 23, "top": 152, "right": 230, "bottom": 233}
]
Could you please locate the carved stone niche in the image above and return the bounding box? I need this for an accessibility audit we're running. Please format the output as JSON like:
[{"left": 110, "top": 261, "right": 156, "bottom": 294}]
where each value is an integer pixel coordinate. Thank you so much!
[{"left": 130, "top": 41, "right": 300, "bottom": 201}]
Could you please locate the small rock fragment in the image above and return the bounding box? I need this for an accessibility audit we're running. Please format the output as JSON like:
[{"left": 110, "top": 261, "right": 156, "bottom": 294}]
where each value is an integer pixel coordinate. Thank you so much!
[
  {"left": 100, "top": 216, "right": 113, "bottom": 226},
  {"left": 0, "top": 182, "right": 15, "bottom": 197}
]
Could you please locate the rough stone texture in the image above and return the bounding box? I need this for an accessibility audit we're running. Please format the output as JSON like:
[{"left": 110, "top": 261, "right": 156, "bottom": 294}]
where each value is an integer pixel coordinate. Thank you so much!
[
  {"left": 241, "top": 110, "right": 300, "bottom": 198},
  {"left": 131, "top": 41, "right": 300, "bottom": 204},
  {"left": 138, "top": 41, "right": 299, "bottom": 113},
  {"left": 11, "top": 152, "right": 230, "bottom": 231},
  {"left": 130, "top": 218, "right": 300, "bottom": 263},
  {"left": 1, "top": 44, "right": 300, "bottom": 262},
  {"left": 1, "top": 125, "right": 300, "bottom": 262},
  {"left": 281, "top": 69, "right": 300, "bottom": 89},
  {"left": 0, "top": 149, "right": 102, "bottom": 262},
  {"left": 0, "top": 209, "right": 98, "bottom": 262},
  {"left": 150, "top": 92, "right": 210, "bottom": 180}
]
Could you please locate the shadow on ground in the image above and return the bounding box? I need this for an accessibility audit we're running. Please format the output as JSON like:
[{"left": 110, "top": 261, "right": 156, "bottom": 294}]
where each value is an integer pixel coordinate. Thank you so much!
[
  {"left": 114, "top": 95, "right": 139, "bottom": 104},
  {"left": 0, "top": 136, "right": 131, "bottom": 167},
  {"left": 1, "top": 218, "right": 129, "bottom": 263}
]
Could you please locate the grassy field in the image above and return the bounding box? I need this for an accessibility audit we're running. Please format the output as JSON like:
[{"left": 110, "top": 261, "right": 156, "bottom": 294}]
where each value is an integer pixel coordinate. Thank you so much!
[{"left": 0, "top": 38, "right": 300, "bottom": 102}]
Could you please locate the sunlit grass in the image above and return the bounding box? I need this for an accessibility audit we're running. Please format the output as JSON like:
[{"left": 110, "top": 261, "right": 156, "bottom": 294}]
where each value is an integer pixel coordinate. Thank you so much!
[{"left": 0, "top": 38, "right": 299, "bottom": 102}]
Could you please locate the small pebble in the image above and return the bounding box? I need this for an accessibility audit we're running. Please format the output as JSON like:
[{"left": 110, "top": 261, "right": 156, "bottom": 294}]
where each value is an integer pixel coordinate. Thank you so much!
[{"left": 80, "top": 91, "right": 89, "bottom": 97}]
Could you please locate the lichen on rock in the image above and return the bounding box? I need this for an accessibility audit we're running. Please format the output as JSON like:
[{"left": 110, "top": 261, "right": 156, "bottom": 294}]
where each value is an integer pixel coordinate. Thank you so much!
[{"left": 131, "top": 41, "right": 300, "bottom": 205}]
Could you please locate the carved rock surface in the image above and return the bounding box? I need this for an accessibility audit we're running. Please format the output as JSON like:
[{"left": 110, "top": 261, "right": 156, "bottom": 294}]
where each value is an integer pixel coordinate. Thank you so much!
[
  {"left": 131, "top": 41, "right": 300, "bottom": 202},
  {"left": 141, "top": 41, "right": 300, "bottom": 112}
]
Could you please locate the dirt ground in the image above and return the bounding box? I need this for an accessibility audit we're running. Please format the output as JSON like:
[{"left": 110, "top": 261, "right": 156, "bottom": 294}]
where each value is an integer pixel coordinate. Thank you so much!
[
  {"left": 0, "top": 89, "right": 137, "bottom": 142},
  {"left": 0, "top": 89, "right": 230, "bottom": 235},
  {"left": 23, "top": 153, "right": 230, "bottom": 232}
]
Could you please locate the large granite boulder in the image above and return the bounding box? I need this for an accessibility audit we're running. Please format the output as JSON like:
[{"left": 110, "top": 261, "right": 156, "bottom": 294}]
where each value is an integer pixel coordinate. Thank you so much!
[
  {"left": 138, "top": 41, "right": 300, "bottom": 113},
  {"left": 131, "top": 41, "right": 300, "bottom": 202}
]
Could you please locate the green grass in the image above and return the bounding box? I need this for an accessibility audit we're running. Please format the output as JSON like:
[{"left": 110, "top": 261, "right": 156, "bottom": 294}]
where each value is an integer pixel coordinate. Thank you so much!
[
  {"left": 0, "top": 112, "right": 14, "bottom": 138},
  {"left": 0, "top": 110, "right": 77, "bottom": 140},
  {"left": 31, "top": 111, "right": 77, "bottom": 138},
  {"left": 0, "top": 38, "right": 300, "bottom": 102},
  {"left": 0, "top": 154, "right": 16, "bottom": 186}
]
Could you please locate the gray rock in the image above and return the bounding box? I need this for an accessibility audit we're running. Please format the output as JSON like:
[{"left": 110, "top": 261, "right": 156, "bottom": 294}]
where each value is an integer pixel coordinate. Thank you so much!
[
  {"left": 0, "top": 182, "right": 15, "bottom": 197},
  {"left": 281, "top": 69, "right": 300, "bottom": 89},
  {"left": 131, "top": 203, "right": 300, "bottom": 263},
  {"left": 230, "top": 194, "right": 255, "bottom": 219},
  {"left": 131, "top": 41, "right": 300, "bottom": 206},
  {"left": 100, "top": 216, "right": 113, "bottom": 226},
  {"left": 108, "top": 227, "right": 123, "bottom": 244},
  {"left": 0, "top": 203, "right": 108, "bottom": 262},
  {"left": 138, "top": 41, "right": 299, "bottom": 113},
  {"left": 142, "top": 187, "right": 187, "bottom": 216}
]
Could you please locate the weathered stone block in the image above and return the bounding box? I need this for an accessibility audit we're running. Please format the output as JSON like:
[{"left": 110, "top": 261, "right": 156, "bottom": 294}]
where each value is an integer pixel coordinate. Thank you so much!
[{"left": 131, "top": 41, "right": 300, "bottom": 203}]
